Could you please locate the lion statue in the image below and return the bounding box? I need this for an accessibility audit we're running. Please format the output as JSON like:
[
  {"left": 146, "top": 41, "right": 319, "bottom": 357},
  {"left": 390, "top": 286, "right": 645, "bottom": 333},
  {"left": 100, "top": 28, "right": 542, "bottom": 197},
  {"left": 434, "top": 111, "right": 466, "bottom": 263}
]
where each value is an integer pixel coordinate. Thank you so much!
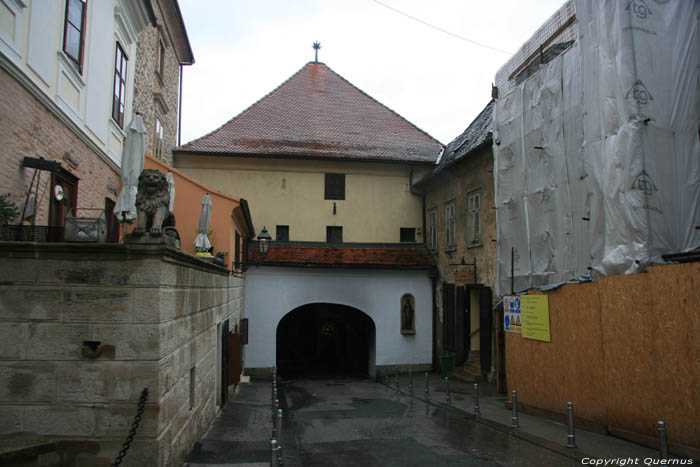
[{"left": 133, "top": 169, "right": 175, "bottom": 237}]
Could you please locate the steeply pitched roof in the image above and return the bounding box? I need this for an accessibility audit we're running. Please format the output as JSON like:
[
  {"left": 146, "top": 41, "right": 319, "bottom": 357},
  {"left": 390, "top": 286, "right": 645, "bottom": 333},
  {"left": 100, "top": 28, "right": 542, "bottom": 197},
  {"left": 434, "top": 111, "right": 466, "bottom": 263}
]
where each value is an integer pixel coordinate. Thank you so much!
[
  {"left": 248, "top": 243, "right": 435, "bottom": 270},
  {"left": 416, "top": 100, "right": 493, "bottom": 186},
  {"left": 176, "top": 62, "right": 442, "bottom": 163}
]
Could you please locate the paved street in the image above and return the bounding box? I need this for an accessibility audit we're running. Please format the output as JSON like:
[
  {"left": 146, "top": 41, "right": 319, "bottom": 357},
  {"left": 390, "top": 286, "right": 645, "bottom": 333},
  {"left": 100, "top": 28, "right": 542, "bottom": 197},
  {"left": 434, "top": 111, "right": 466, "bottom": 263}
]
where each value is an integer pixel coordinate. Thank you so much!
[
  {"left": 188, "top": 377, "right": 611, "bottom": 466},
  {"left": 281, "top": 378, "right": 579, "bottom": 467}
]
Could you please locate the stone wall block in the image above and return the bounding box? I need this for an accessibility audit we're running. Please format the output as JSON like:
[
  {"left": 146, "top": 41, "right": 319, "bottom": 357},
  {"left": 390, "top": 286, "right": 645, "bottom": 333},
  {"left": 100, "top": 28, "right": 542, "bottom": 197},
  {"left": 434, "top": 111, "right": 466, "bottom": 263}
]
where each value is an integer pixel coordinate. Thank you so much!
[
  {"left": 0, "top": 324, "right": 28, "bottom": 359},
  {"left": 133, "top": 287, "right": 168, "bottom": 323},
  {"left": 0, "top": 362, "right": 56, "bottom": 402},
  {"left": 160, "top": 261, "right": 178, "bottom": 287},
  {"left": 174, "top": 265, "right": 192, "bottom": 288},
  {"left": 94, "top": 403, "right": 159, "bottom": 438},
  {"left": 0, "top": 259, "right": 40, "bottom": 285},
  {"left": 199, "top": 288, "right": 215, "bottom": 311},
  {"left": 22, "top": 405, "right": 96, "bottom": 437},
  {"left": 174, "top": 288, "right": 200, "bottom": 318},
  {"left": 53, "top": 362, "right": 157, "bottom": 404},
  {"left": 157, "top": 354, "right": 174, "bottom": 398},
  {"left": 92, "top": 324, "right": 160, "bottom": 360},
  {"left": 0, "top": 405, "right": 22, "bottom": 433},
  {"left": 126, "top": 259, "right": 165, "bottom": 287},
  {"left": 0, "top": 287, "right": 63, "bottom": 321},
  {"left": 49, "top": 261, "right": 131, "bottom": 287},
  {"left": 61, "top": 288, "right": 134, "bottom": 323},
  {"left": 26, "top": 323, "right": 90, "bottom": 360}
]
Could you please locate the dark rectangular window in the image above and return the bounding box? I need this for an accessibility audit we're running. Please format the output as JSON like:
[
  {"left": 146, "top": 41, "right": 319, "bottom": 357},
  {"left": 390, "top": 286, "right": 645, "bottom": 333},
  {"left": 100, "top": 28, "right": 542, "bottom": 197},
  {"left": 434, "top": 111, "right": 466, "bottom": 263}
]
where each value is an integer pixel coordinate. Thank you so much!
[
  {"left": 324, "top": 173, "right": 345, "bottom": 200},
  {"left": 63, "top": 0, "right": 87, "bottom": 71},
  {"left": 276, "top": 225, "right": 289, "bottom": 242},
  {"left": 234, "top": 230, "right": 241, "bottom": 270},
  {"left": 157, "top": 39, "right": 165, "bottom": 82},
  {"left": 326, "top": 226, "right": 342, "bottom": 244},
  {"left": 400, "top": 228, "right": 416, "bottom": 242},
  {"left": 112, "top": 42, "right": 128, "bottom": 128}
]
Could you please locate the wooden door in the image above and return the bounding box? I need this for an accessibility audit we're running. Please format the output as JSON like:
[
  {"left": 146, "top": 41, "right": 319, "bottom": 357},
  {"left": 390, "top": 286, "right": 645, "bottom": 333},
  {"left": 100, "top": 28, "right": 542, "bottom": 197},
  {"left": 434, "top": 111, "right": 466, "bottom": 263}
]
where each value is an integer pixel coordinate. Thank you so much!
[{"left": 49, "top": 169, "right": 78, "bottom": 227}]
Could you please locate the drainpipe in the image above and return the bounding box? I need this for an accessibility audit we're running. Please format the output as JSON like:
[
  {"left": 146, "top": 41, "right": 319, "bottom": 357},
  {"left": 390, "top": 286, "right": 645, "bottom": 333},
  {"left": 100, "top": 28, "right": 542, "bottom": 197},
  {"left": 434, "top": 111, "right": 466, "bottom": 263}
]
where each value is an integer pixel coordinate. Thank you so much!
[
  {"left": 409, "top": 169, "right": 426, "bottom": 244},
  {"left": 177, "top": 64, "right": 183, "bottom": 146}
]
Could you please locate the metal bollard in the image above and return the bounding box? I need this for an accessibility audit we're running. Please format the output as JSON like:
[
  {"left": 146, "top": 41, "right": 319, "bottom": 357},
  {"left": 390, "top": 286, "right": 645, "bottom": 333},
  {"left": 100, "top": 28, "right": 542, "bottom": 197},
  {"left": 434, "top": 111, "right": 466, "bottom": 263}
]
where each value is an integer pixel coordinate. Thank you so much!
[
  {"left": 408, "top": 370, "right": 413, "bottom": 394},
  {"left": 473, "top": 383, "right": 480, "bottom": 415},
  {"left": 395, "top": 368, "right": 400, "bottom": 392},
  {"left": 658, "top": 421, "right": 668, "bottom": 459},
  {"left": 276, "top": 409, "right": 283, "bottom": 442},
  {"left": 444, "top": 377, "right": 451, "bottom": 403},
  {"left": 511, "top": 390, "right": 519, "bottom": 428},
  {"left": 270, "top": 439, "right": 280, "bottom": 467},
  {"left": 567, "top": 402, "right": 576, "bottom": 448},
  {"left": 424, "top": 372, "right": 430, "bottom": 400}
]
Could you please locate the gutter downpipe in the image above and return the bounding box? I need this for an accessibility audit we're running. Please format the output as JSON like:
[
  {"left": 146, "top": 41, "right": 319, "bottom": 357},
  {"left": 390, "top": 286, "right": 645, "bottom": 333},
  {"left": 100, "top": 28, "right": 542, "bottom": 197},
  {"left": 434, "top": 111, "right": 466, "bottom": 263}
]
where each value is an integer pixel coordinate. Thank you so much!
[{"left": 178, "top": 65, "right": 183, "bottom": 146}]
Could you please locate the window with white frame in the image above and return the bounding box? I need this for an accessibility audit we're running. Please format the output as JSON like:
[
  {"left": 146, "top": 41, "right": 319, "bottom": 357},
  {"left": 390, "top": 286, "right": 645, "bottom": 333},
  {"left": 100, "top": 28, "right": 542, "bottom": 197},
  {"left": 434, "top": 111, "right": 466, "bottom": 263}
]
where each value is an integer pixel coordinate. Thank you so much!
[
  {"left": 112, "top": 42, "right": 128, "bottom": 128},
  {"left": 63, "top": 0, "right": 87, "bottom": 72},
  {"left": 429, "top": 208, "right": 437, "bottom": 250},
  {"left": 445, "top": 201, "right": 455, "bottom": 251},
  {"left": 154, "top": 117, "right": 164, "bottom": 159},
  {"left": 467, "top": 190, "right": 481, "bottom": 245}
]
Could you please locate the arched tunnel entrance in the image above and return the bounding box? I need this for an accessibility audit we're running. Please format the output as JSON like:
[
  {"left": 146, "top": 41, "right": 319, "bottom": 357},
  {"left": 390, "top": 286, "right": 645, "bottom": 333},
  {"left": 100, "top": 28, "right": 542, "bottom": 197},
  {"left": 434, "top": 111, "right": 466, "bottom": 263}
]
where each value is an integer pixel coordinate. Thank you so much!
[{"left": 276, "top": 303, "right": 376, "bottom": 378}]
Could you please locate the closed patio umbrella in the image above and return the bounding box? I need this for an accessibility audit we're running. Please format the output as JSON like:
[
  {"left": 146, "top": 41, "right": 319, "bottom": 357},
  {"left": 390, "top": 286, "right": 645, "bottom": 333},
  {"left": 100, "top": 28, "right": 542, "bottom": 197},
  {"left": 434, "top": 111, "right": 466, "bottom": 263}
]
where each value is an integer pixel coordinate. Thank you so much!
[
  {"left": 166, "top": 171, "right": 175, "bottom": 213},
  {"left": 114, "top": 115, "right": 145, "bottom": 238},
  {"left": 194, "top": 193, "right": 212, "bottom": 252}
]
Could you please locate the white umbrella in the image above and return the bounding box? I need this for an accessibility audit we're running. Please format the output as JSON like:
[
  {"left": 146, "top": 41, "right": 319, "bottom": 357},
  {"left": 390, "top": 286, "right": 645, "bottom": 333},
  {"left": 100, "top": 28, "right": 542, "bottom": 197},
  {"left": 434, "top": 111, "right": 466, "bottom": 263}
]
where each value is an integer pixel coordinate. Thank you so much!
[
  {"left": 194, "top": 193, "right": 212, "bottom": 252},
  {"left": 166, "top": 171, "right": 175, "bottom": 213},
  {"left": 114, "top": 115, "right": 145, "bottom": 226}
]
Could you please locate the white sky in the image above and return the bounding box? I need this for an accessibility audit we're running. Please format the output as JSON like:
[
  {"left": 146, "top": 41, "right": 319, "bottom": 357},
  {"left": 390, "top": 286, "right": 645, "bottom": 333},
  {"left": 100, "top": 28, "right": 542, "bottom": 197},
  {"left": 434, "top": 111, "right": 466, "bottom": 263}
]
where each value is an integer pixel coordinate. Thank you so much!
[{"left": 178, "top": 0, "right": 566, "bottom": 146}]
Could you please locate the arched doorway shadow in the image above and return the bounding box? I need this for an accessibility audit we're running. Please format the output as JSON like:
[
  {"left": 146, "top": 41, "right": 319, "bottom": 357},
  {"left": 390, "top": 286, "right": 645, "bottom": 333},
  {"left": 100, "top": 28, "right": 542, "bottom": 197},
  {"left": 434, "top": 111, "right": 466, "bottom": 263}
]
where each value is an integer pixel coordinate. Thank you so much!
[{"left": 276, "top": 303, "right": 376, "bottom": 378}]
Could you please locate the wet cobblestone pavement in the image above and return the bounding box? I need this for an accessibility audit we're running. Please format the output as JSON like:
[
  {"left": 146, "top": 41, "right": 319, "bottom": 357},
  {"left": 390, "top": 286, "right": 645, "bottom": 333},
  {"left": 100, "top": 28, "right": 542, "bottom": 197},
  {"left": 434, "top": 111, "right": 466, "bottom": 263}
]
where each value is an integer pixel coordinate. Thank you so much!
[{"left": 187, "top": 377, "right": 600, "bottom": 466}]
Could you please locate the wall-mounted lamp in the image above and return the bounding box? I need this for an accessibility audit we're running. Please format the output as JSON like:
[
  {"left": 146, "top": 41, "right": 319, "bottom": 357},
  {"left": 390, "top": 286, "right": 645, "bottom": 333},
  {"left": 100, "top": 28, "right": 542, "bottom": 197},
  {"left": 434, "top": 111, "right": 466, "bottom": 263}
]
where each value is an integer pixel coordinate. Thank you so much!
[{"left": 258, "top": 226, "right": 271, "bottom": 260}]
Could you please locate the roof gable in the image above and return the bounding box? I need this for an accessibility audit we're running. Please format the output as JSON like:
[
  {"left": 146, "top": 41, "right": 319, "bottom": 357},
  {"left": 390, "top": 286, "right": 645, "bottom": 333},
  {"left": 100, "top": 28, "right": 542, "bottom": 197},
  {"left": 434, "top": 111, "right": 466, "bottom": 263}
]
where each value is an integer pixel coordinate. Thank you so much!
[{"left": 176, "top": 62, "right": 442, "bottom": 163}]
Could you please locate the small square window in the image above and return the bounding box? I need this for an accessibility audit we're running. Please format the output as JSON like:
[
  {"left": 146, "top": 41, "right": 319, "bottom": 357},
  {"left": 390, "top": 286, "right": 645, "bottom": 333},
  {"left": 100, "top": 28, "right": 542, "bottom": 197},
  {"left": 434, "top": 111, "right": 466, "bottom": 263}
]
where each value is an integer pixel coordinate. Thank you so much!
[
  {"left": 324, "top": 173, "right": 345, "bottom": 200},
  {"left": 326, "top": 226, "right": 342, "bottom": 244},
  {"left": 400, "top": 228, "right": 416, "bottom": 242},
  {"left": 276, "top": 225, "right": 289, "bottom": 242}
]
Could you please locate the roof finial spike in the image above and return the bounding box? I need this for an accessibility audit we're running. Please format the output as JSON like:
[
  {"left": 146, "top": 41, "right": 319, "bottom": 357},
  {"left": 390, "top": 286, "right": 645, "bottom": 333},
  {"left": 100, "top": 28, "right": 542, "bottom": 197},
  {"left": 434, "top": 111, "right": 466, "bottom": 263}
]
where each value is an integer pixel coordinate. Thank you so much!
[{"left": 312, "top": 41, "right": 321, "bottom": 63}]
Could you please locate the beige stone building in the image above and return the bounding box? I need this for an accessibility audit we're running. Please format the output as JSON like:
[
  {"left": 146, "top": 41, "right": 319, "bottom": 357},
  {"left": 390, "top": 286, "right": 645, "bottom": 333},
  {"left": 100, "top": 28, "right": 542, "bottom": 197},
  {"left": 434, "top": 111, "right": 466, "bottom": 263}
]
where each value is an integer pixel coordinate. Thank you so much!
[
  {"left": 0, "top": 2, "right": 252, "bottom": 466},
  {"left": 174, "top": 61, "right": 442, "bottom": 378},
  {"left": 415, "top": 101, "right": 497, "bottom": 379},
  {"left": 0, "top": 0, "right": 192, "bottom": 239}
]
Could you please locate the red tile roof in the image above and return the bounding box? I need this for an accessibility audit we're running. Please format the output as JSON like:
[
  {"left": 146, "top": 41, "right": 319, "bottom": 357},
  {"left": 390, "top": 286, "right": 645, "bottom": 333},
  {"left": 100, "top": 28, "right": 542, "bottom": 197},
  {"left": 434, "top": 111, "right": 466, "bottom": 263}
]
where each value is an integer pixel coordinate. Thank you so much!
[
  {"left": 248, "top": 243, "right": 435, "bottom": 269},
  {"left": 176, "top": 62, "right": 442, "bottom": 163}
]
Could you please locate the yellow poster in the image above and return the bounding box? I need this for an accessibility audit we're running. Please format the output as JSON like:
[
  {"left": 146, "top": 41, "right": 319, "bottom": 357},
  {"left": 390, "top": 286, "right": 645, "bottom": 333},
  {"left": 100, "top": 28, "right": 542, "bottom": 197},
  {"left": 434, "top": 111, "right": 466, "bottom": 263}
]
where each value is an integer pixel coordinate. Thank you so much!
[{"left": 520, "top": 295, "right": 550, "bottom": 342}]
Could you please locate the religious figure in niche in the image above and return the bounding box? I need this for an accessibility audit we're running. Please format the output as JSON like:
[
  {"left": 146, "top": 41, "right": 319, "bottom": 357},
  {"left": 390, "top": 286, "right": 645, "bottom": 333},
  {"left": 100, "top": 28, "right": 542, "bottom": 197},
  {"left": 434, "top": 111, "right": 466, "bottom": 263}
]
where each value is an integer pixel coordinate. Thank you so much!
[{"left": 401, "top": 294, "right": 415, "bottom": 335}]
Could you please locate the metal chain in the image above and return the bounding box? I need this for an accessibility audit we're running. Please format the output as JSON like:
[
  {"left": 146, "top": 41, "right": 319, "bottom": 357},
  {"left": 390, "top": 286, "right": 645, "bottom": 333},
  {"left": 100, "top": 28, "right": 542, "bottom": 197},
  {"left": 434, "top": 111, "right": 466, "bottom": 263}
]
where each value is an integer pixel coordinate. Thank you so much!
[{"left": 112, "top": 387, "right": 149, "bottom": 467}]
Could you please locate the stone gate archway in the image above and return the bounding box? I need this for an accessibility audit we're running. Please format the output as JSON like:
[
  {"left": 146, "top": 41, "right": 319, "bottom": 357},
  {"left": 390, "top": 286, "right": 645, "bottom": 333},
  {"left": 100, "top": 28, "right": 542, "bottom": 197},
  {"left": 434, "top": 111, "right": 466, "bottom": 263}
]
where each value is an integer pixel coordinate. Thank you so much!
[{"left": 276, "top": 303, "right": 376, "bottom": 378}]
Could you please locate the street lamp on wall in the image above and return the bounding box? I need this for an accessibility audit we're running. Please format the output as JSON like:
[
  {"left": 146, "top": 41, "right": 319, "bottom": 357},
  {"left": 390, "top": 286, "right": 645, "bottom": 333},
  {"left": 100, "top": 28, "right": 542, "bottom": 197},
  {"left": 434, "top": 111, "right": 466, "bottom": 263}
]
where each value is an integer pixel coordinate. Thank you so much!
[{"left": 258, "top": 226, "right": 271, "bottom": 260}]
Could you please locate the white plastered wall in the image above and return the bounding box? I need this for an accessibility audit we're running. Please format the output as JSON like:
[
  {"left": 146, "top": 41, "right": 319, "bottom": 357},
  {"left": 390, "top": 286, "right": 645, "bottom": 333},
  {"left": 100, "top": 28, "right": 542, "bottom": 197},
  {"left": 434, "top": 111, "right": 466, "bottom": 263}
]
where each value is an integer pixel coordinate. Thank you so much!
[{"left": 244, "top": 267, "right": 433, "bottom": 376}]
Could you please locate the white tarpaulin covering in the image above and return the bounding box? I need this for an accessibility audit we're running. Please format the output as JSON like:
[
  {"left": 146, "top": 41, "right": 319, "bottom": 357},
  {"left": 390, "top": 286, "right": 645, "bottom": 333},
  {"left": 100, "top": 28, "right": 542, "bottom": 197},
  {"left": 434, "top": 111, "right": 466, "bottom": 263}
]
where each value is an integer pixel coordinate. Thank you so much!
[{"left": 494, "top": 0, "right": 700, "bottom": 296}]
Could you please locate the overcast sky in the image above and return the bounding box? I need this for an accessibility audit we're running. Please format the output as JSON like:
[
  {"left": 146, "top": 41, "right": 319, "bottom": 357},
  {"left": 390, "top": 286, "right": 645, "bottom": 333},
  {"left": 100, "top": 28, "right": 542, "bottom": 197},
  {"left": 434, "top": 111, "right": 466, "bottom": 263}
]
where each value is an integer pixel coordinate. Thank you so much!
[{"left": 178, "top": 0, "right": 566, "bottom": 146}]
